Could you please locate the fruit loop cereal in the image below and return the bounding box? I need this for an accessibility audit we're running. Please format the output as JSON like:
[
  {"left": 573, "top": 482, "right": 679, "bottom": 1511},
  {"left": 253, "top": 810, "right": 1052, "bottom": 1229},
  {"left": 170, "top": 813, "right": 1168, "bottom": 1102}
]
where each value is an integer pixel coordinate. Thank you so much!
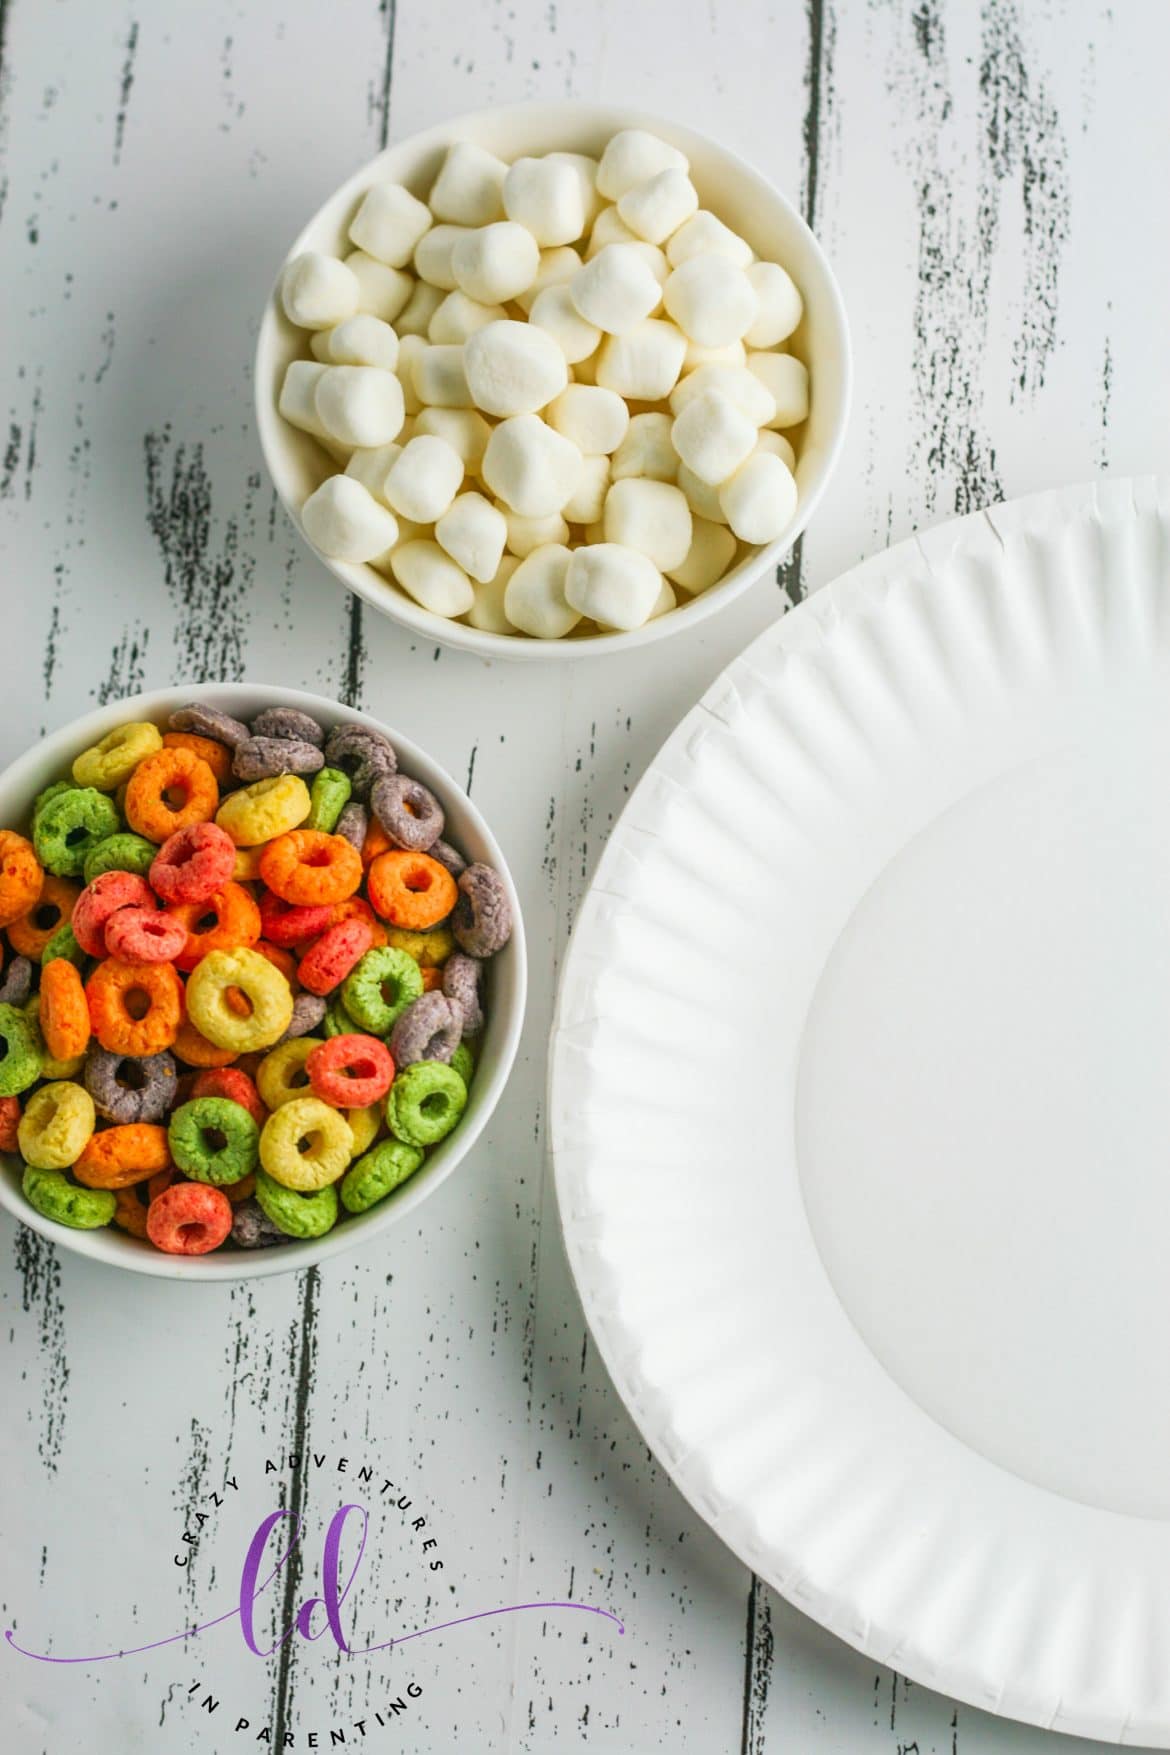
[{"left": 0, "top": 701, "right": 513, "bottom": 1256}]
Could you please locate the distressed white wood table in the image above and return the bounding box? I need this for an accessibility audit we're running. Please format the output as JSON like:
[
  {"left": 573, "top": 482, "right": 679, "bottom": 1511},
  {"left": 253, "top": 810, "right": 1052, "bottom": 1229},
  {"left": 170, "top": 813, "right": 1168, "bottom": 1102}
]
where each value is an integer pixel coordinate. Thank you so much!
[{"left": 1, "top": 2, "right": 1166, "bottom": 1750}]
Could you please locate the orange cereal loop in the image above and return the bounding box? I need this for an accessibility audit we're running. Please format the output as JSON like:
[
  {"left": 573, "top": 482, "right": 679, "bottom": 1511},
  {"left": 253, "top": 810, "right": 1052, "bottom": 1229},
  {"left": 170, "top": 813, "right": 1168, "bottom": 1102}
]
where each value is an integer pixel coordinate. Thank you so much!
[
  {"left": 420, "top": 965, "right": 443, "bottom": 992},
  {"left": 86, "top": 958, "right": 183, "bottom": 1056},
  {"left": 172, "top": 1016, "right": 238, "bottom": 1068},
  {"left": 113, "top": 1184, "right": 151, "bottom": 1238},
  {"left": 0, "top": 1095, "right": 20, "bottom": 1151},
  {"left": 361, "top": 818, "right": 393, "bottom": 866},
  {"left": 74, "top": 1122, "right": 170, "bottom": 1189},
  {"left": 40, "top": 958, "right": 92, "bottom": 1060},
  {"left": 147, "top": 1168, "right": 177, "bottom": 1203},
  {"left": 259, "top": 830, "right": 362, "bottom": 907},
  {"left": 166, "top": 881, "right": 262, "bottom": 972},
  {"left": 367, "top": 850, "right": 457, "bottom": 930},
  {"left": 252, "top": 940, "right": 298, "bottom": 985},
  {"left": 0, "top": 831, "right": 43, "bottom": 930},
  {"left": 7, "top": 875, "right": 81, "bottom": 959},
  {"left": 163, "top": 730, "right": 233, "bottom": 784},
  {"left": 124, "top": 747, "right": 219, "bottom": 843},
  {"left": 328, "top": 896, "right": 387, "bottom": 948},
  {"left": 226, "top": 1172, "right": 256, "bottom": 1206}
]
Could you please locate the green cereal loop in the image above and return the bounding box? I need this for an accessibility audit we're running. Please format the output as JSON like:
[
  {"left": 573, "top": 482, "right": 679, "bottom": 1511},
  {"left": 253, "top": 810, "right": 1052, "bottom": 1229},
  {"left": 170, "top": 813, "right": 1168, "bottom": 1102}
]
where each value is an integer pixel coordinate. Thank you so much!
[
  {"left": 0, "top": 1001, "right": 43, "bottom": 1096},
  {"left": 450, "top": 1041, "right": 475, "bottom": 1087},
  {"left": 254, "top": 1169, "right": 339, "bottom": 1239},
  {"left": 306, "top": 767, "right": 352, "bottom": 834},
  {"left": 169, "top": 1096, "right": 259, "bottom": 1186},
  {"left": 33, "top": 787, "right": 120, "bottom": 877},
  {"left": 83, "top": 831, "right": 155, "bottom": 884},
  {"left": 22, "top": 1165, "right": 116, "bottom": 1230},
  {"left": 340, "top": 1139, "right": 424, "bottom": 1213},
  {"left": 41, "top": 922, "right": 85, "bottom": 969},
  {"left": 32, "top": 780, "right": 72, "bottom": 831},
  {"left": 322, "top": 992, "right": 353, "bottom": 1038},
  {"left": 385, "top": 1060, "right": 467, "bottom": 1148},
  {"left": 341, "top": 946, "right": 423, "bottom": 1036}
]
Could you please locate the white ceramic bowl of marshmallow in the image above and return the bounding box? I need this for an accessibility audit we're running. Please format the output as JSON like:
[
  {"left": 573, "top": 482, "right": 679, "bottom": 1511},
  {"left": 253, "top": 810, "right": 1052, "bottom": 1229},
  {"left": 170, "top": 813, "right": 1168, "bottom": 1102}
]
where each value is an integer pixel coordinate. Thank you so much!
[{"left": 256, "top": 103, "right": 851, "bottom": 658}]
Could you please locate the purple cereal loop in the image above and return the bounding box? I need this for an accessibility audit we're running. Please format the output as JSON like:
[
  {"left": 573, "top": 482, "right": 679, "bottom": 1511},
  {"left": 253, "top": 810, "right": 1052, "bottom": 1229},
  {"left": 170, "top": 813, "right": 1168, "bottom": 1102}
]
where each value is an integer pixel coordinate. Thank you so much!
[
  {"left": 232, "top": 736, "right": 325, "bottom": 782},
  {"left": 323, "top": 724, "right": 397, "bottom": 800},
  {"left": 451, "top": 863, "right": 513, "bottom": 958},
  {"left": 0, "top": 954, "right": 33, "bottom": 1007},
  {"left": 168, "top": 703, "right": 250, "bottom": 748},
  {"left": 278, "top": 991, "right": 328, "bottom": 1042},
  {"left": 251, "top": 707, "right": 325, "bottom": 748},
  {"left": 334, "top": 801, "right": 369, "bottom": 852},
  {"left": 442, "top": 952, "right": 484, "bottom": 1037},
  {"left": 429, "top": 838, "right": 467, "bottom": 879},
  {"left": 231, "top": 1199, "right": 285, "bottom": 1248},
  {"left": 388, "top": 992, "right": 462, "bottom": 1067},
  {"left": 84, "top": 1046, "right": 179, "bottom": 1124},
  {"left": 371, "top": 773, "right": 444, "bottom": 853}
]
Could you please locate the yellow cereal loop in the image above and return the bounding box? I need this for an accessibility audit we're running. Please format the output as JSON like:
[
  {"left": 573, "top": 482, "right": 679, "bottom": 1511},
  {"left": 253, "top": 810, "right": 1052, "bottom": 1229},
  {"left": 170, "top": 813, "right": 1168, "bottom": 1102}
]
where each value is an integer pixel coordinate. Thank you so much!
[
  {"left": 18, "top": 1080, "right": 96, "bottom": 1170},
  {"left": 256, "top": 1037, "right": 323, "bottom": 1111},
  {"left": 216, "top": 774, "right": 311, "bottom": 848},
  {"left": 346, "top": 1103, "right": 381, "bottom": 1158},
  {"left": 72, "top": 721, "right": 163, "bottom": 791},
  {"left": 260, "top": 1096, "right": 353, "bottom": 1191},
  {"left": 385, "top": 925, "right": 456, "bottom": 967},
  {"left": 185, "top": 948, "right": 294, "bottom": 1052},
  {"left": 232, "top": 844, "right": 265, "bottom": 881}
]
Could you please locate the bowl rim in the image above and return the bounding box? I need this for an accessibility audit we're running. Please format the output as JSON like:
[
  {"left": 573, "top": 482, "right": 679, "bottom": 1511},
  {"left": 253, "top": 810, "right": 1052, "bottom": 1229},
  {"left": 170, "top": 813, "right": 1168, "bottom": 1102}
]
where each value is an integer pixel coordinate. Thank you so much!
[
  {"left": 0, "top": 682, "right": 528, "bottom": 1282},
  {"left": 254, "top": 97, "right": 853, "bottom": 662}
]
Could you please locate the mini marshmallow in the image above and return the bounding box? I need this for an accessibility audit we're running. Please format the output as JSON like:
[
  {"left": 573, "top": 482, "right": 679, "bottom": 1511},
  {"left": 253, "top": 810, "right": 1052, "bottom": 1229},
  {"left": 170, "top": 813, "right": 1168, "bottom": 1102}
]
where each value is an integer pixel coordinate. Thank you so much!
[
  {"left": 666, "top": 210, "right": 753, "bottom": 269},
  {"left": 503, "top": 156, "right": 587, "bottom": 247},
  {"left": 344, "top": 441, "right": 402, "bottom": 504},
  {"left": 572, "top": 352, "right": 598, "bottom": 386},
  {"left": 677, "top": 463, "right": 729, "bottom": 524},
  {"left": 650, "top": 577, "right": 678, "bottom": 618},
  {"left": 503, "top": 508, "right": 570, "bottom": 558},
  {"left": 279, "top": 360, "right": 332, "bottom": 440},
  {"left": 564, "top": 543, "right": 663, "bottom": 630},
  {"left": 281, "top": 252, "right": 360, "bottom": 329},
  {"left": 584, "top": 204, "right": 641, "bottom": 258},
  {"left": 743, "top": 262, "right": 803, "bottom": 347},
  {"left": 596, "top": 129, "right": 689, "bottom": 201},
  {"left": 467, "top": 554, "right": 520, "bottom": 635},
  {"left": 412, "top": 343, "right": 473, "bottom": 408},
  {"left": 317, "top": 314, "right": 400, "bottom": 371},
  {"left": 561, "top": 454, "right": 610, "bottom": 525},
  {"left": 504, "top": 544, "right": 581, "bottom": 638},
  {"left": 395, "top": 279, "right": 445, "bottom": 337},
  {"left": 670, "top": 362, "right": 775, "bottom": 427},
  {"left": 428, "top": 141, "right": 508, "bottom": 227},
  {"left": 414, "top": 225, "right": 470, "bottom": 291},
  {"left": 515, "top": 246, "right": 583, "bottom": 314},
  {"left": 671, "top": 388, "right": 757, "bottom": 485},
  {"left": 747, "top": 352, "right": 810, "bottom": 427},
  {"left": 611, "top": 411, "right": 678, "bottom": 483},
  {"left": 627, "top": 240, "right": 670, "bottom": 284},
  {"left": 451, "top": 222, "right": 541, "bottom": 305},
  {"left": 547, "top": 152, "right": 602, "bottom": 229},
  {"left": 482, "top": 415, "right": 583, "bottom": 517},
  {"left": 546, "top": 383, "right": 628, "bottom": 455},
  {"left": 343, "top": 251, "right": 413, "bottom": 324},
  {"left": 663, "top": 256, "right": 758, "bottom": 348},
  {"left": 389, "top": 540, "right": 476, "bottom": 618},
  {"left": 428, "top": 289, "right": 508, "bottom": 343},
  {"left": 570, "top": 245, "right": 662, "bottom": 335},
  {"left": 315, "top": 365, "right": 405, "bottom": 448},
  {"left": 384, "top": 434, "right": 465, "bottom": 523},
  {"left": 594, "top": 320, "right": 687, "bottom": 401},
  {"left": 528, "top": 284, "right": 601, "bottom": 365},
  {"left": 463, "top": 320, "right": 568, "bottom": 417},
  {"left": 617, "top": 169, "right": 699, "bottom": 245},
  {"left": 754, "top": 429, "right": 797, "bottom": 470},
  {"left": 718, "top": 451, "right": 798, "bottom": 544},
  {"left": 665, "top": 516, "right": 738, "bottom": 593},
  {"left": 302, "top": 475, "right": 399, "bottom": 562},
  {"left": 683, "top": 336, "right": 747, "bottom": 372},
  {"left": 349, "top": 182, "right": 433, "bottom": 268},
  {"left": 603, "top": 477, "right": 692, "bottom": 571},
  {"left": 413, "top": 406, "right": 493, "bottom": 473},
  {"left": 434, "top": 491, "right": 507, "bottom": 583},
  {"left": 396, "top": 335, "right": 428, "bottom": 414}
]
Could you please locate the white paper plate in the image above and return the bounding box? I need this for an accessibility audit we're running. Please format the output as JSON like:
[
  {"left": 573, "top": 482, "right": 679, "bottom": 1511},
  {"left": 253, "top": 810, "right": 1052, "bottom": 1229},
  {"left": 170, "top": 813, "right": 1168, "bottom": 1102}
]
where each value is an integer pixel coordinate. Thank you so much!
[{"left": 550, "top": 478, "right": 1170, "bottom": 1746}]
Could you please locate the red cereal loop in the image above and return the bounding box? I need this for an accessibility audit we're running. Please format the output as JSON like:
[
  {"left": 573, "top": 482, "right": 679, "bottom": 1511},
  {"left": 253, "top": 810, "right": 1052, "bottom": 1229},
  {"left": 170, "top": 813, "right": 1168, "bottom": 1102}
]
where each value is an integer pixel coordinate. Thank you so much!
[
  {"left": 72, "top": 871, "right": 156, "bottom": 957},
  {"left": 297, "top": 917, "right": 374, "bottom": 996},
  {"left": 191, "top": 1066, "right": 267, "bottom": 1128},
  {"left": 103, "top": 906, "right": 189, "bottom": 965},
  {"left": 146, "top": 1181, "right": 233, "bottom": 1255},
  {"left": 0, "top": 1096, "right": 21, "bottom": 1151},
  {"left": 149, "top": 821, "right": 237, "bottom": 906},
  {"left": 258, "top": 888, "right": 334, "bottom": 948},
  {"left": 306, "top": 1034, "right": 395, "bottom": 1108}
]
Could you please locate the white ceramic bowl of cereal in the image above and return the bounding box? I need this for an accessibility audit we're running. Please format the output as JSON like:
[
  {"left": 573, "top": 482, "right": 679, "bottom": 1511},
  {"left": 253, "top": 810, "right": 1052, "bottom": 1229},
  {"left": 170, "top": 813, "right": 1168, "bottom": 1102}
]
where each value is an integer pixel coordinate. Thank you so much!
[{"left": 255, "top": 101, "right": 851, "bottom": 660}]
